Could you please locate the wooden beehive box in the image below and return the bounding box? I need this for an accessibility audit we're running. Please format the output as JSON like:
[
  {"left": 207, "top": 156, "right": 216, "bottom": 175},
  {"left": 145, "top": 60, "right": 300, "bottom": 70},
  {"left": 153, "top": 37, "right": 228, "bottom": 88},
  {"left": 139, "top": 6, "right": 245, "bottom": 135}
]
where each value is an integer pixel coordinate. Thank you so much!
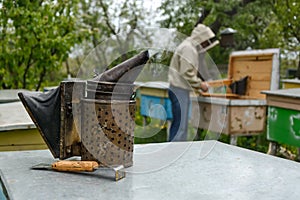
[
  {"left": 263, "top": 88, "right": 300, "bottom": 148},
  {"left": 191, "top": 48, "right": 280, "bottom": 135}
]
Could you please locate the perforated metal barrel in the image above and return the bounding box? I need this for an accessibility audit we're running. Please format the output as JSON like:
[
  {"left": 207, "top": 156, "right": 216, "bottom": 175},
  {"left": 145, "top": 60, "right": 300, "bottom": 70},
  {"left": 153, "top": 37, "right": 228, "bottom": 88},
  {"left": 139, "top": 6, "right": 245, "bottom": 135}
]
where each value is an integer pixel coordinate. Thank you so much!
[{"left": 81, "top": 99, "right": 135, "bottom": 167}]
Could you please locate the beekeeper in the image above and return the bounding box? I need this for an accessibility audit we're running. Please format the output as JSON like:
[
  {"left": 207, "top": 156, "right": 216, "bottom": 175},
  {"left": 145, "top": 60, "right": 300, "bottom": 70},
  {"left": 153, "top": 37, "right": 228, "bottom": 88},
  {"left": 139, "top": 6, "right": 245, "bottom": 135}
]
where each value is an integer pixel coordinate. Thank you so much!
[{"left": 168, "top": 24, "right": 219, "bottom": 141}]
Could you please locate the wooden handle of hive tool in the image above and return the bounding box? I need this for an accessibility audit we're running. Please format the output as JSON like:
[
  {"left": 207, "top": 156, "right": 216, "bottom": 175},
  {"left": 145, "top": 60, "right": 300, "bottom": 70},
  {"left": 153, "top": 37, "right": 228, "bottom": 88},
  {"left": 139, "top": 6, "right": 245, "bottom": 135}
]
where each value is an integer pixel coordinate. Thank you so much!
[{"left": 51, "top": 160, "right": 99, "bottom": 172}]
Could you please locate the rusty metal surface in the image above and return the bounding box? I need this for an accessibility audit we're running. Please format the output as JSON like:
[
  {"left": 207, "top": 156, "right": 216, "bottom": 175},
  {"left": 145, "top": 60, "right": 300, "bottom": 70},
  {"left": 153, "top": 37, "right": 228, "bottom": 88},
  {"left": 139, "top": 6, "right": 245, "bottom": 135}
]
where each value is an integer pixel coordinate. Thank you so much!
[
  {"left": 81, "top": 99, "right": 135, "bottom": 167},
  {"left": 60, "top": 81, "right": 86, "bottom": 159}
]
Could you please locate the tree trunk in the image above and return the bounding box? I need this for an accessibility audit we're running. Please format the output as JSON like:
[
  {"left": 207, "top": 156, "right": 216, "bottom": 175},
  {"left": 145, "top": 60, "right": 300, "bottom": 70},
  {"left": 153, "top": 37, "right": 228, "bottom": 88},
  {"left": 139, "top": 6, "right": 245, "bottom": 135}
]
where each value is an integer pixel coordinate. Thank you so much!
[
  {"left": 296, "top": 53, "right": 300, "bottom": 79},
  {"left": 36, "top": 66, "right": 46, "bottom": 91}
]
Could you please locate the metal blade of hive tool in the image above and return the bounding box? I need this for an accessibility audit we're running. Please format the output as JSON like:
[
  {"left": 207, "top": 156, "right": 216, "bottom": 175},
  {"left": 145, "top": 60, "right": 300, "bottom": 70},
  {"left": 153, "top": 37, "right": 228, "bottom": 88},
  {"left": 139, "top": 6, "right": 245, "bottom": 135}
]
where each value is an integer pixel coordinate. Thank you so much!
[
  {"left": 95, "top": 165, "right": 126, "bottom": 181},
  {"left": 31, "top": 163, "right": 53, "bottom": 170}
]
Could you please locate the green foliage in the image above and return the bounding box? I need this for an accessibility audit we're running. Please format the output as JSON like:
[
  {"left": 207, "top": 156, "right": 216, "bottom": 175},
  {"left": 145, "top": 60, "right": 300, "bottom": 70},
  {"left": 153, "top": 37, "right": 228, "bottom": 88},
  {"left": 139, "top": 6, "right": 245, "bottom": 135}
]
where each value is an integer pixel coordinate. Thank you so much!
[
  {"left": 230, "top": 0, "right": 274, "bottom": 50},
  {"left": 1, "top": 0, "right": 299, "bottom": 89},
  {"left": 137, "top": 50, "right": 172, "bottom": 82},
  {"left": 272, "top": 0, "right": 300, "bottom": 49},
  {"left": 159, "top": 0, "right": 299, "bottom": 72},
  {"left": 159, "top": 0, "right": 203, "bottom": 35},
  {"left": 0, "top": 0, "right": 82, "bottom": 90},
  {"left": 272, "top": 1, "right": 300, "bottom": 75},
  {"left": 134, "top": 125, "right": 167, "bottom": 144}
]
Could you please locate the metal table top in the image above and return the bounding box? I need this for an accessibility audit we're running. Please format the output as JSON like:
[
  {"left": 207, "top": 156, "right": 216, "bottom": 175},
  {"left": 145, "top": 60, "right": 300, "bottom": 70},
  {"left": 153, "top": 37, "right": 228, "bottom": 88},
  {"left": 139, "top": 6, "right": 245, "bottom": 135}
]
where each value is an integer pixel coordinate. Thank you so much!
[{"left": 1, "top": 141, "right": 300, "bottom": 200}]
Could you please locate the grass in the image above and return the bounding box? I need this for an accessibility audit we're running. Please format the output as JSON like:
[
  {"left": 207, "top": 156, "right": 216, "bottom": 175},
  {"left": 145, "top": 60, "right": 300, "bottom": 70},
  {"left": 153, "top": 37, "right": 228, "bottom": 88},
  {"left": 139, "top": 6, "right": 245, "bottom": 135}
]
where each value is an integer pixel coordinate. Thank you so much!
[{"left": 134, "top": 117, "right": 167, "bottom": 144}]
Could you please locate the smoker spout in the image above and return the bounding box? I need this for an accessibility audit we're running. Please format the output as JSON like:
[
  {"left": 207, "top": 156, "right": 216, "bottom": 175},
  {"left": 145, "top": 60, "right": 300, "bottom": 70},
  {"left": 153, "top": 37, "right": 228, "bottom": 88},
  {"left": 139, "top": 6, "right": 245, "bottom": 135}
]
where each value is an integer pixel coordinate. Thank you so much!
[{"left": 93, "top": 50, "right": 149, "bottom": 83}]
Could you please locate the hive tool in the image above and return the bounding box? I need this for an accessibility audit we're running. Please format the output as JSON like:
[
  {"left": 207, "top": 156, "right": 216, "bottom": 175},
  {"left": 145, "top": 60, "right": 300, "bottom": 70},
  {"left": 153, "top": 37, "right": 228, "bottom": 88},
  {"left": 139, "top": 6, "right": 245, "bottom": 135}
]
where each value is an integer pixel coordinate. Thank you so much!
[{"left": 31, "top": 160, "right": 126, "bottom": 181}]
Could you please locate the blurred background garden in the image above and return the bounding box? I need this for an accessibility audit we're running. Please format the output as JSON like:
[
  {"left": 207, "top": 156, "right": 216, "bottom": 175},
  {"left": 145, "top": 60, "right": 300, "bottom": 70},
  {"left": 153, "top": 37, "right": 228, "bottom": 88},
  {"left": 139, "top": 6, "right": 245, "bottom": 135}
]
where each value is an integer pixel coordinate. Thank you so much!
[{"left": 0, "top": 0, "right": 299, "bottom": 159}]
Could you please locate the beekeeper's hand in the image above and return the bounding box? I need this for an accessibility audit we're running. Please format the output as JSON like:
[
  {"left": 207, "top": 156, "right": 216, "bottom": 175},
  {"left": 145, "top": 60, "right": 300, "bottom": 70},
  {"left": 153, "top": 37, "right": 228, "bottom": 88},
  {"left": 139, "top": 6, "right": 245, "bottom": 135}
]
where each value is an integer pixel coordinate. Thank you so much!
[{"left": 200, "top": 82, "right": 209, "bottom": 92}]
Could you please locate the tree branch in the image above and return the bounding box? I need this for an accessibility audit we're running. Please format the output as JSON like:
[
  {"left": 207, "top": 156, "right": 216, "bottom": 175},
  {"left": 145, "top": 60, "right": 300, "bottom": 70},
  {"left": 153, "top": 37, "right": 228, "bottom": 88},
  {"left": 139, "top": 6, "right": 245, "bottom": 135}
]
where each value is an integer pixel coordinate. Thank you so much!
[
  {"left": 23, "top": 48, "right": 33, "bottom": 89},
  {"left": 36, "top": 65, "right": 46, "bottom": 91},
  {"left": 65, "top": 59, "right": 71, "bottom": 76},
  {"left": 195, "top": 9, "right": 211, "bottom": 27},
  {"left": 99, "top": 0, "right": 117, "bottom": 35}
]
